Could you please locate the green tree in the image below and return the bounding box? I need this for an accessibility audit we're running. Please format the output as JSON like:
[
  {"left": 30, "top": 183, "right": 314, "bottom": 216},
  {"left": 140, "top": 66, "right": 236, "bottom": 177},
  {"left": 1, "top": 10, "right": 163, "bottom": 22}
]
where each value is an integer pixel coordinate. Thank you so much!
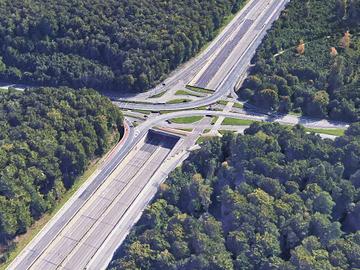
[{"left": 254, "top": 89, "right": 279, "bottom": 111}]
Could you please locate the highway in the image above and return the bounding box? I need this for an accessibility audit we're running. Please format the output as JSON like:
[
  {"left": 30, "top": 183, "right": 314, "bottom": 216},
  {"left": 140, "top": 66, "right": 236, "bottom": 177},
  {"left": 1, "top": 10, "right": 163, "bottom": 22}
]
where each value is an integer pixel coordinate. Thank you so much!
[
  {"left": 116, "top": 0, "right": 289, "bottom": 111},
  {"left": 8, "top": 110, "right": 347, "bottom": 269},
  {"left": 8, "top": 129, "right": 180, "bottom": 270},
  {"left": 6, "top": 120, "right": 138, "bottom": 270},
  {"left": 8, "top": 0, "right": 349, "bottom": 269},
  {"left": 137, "top": 110, "right": 348, "bottom": 133},
  {"left": 28, "top": 133, "right": 178, "bottom": 270},
  {"left": 112, "top": 0, "right": 265, "bottom": 101}
]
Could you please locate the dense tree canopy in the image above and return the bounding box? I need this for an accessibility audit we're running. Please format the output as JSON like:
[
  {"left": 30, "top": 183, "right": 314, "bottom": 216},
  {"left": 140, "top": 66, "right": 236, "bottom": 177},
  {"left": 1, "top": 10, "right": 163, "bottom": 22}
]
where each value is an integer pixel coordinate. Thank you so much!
[
  {"left": 239, "top": 0, "right": 360, "bottom": 122},
  {"left": 0, "top": 87, "right": 123, "bottom": 261},
  {"left": 0, "top": 0, "right": 246, "bottom": 93},
  {"left": 109, "top": 123, "right": 360, "bottom": 269}
]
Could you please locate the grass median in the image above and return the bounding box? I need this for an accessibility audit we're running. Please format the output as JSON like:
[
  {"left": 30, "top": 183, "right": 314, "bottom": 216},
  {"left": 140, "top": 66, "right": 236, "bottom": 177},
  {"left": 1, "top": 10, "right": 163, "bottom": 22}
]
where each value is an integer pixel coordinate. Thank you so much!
[
  {"left": 175, "top": 90, "right": 203, "bottom": 97},
  {"left": 217, "top": 100, "right": 228, "bottom": 106},
  {"left": 170, "top": 116, "right": 203, "bottom": 124},
  {"left": 185, "top": 85, "right": 214, "bottom": 94},
  {"left": 222, "top": 118, "right": 257, "bottom": 126},
  {"left": 167, "top": 98, "right": 192, "bottom": 104},
  {"left": 149, "top": 91, "right": 166, "bottom": 98},
  {"left": 211, "top": 116, "right": 219, "bottom": 125}
]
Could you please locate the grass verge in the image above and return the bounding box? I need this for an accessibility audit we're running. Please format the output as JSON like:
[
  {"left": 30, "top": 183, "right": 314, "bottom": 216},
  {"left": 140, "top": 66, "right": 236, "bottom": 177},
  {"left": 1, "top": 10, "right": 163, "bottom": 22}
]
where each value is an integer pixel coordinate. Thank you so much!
[
  {"left": 0, "top": 135, "right": 121, "bottom": 270},
  {"left": 305, "top": 128, "right": 345, "bottom": 137},
  {"left": 123, "top": 112, "right": 145, "bottom": 120},
  {"left": 197, "top": 136, "right": 212, "bottom": 145},
  {"left": 1, "top": 163, "right": 99, "bottom": 269},
  {"left": 175, "top": 90, "right": 203, "bottom": 97},
  {"left": 289, "top": 111, "right": 302, "bottom": 117},
  {"left": 233, "top": 102, "right": 243, "bottom": 109},
  {"left": 0, "top": 87, "right": 22, "bottom": 93},
  {"left": 219, "top": 130, "right": 235, "bottom": 135}
]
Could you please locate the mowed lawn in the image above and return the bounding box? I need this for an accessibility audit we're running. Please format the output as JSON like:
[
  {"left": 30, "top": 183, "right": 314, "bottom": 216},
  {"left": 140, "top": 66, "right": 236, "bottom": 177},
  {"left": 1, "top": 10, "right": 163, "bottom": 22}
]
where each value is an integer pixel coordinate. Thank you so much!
[
  {"left": 222, "top": 118, "right": 258, "bottom": 126},
  {"left": 170, "top": 116, "right": 203, "bottom": 124}
]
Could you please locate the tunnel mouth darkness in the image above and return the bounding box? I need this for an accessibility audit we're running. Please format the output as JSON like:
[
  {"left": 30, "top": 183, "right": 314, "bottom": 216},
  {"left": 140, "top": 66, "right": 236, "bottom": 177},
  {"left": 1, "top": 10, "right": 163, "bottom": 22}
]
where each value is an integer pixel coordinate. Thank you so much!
[{"left": 146, "top": 129, "right": 180, "bottom": 150}]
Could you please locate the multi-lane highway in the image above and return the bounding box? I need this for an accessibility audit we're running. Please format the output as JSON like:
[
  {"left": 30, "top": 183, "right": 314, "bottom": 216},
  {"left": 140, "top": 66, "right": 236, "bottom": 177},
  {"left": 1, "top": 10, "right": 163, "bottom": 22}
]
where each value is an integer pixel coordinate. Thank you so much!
[
  {"left": 8, "top": 130, "right": 180, "bottom": 270},
  {"left": 116, "top": 0, "right": 289, "bottom": 111},
  {"left": 8, "top": 0, "right": 349, "bottom": 269},
  {"left": 29, "top": 133, "right": 178, "bottom": 270},
  {"left": 7, "top": 120, "right": 135, "bottom": 270}
]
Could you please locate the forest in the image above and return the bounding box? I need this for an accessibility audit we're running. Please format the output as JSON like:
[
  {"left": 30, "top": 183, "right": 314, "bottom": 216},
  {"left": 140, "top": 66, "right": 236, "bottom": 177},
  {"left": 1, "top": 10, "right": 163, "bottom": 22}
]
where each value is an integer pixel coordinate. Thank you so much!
[
  {"left": 109, "top": 123, "right": 360, "bottom": 270},
  {"left": 0, "top": 0, "right": 246, "bottom": 93},
  {"left": 0, "top": 87, "right": 123, "bottom": 261},
  {"left": 239, "top": 0, "right": 360, "bottom": 122}
]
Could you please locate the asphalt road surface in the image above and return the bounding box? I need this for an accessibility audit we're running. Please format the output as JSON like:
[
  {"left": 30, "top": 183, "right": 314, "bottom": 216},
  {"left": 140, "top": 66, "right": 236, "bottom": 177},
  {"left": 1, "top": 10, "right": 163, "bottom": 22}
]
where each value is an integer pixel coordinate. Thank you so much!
[
  {"left": 9, "top": 132, "right": 179, "bottom": 270},
  {"left": 194, "top": 19, "right": 255, "bottom": 88},
  {"left": 6, "top": 121, "right": 138, "bottom": 270},
  {"left": 8, "top": 103, "right": 347, "bottom": 268},
  {"left": 9, "top": 0, "right": 346, "bottom": 269},
  {"left": 116, "top": 0, "right": 289, "bottom": 111},
  {"left": 138, "top": 110, "right": 349, "bottom": 132},
  {"left": 111, "top": 0, "right": 267, "bottom": 101}
]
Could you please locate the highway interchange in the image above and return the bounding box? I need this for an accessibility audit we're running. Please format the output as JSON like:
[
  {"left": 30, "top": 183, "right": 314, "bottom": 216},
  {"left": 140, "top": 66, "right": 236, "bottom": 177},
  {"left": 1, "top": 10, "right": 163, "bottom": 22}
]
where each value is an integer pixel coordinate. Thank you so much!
[
  {"left": 116, "top": 0, "right": 289, "bottom": 111},
  {"left": 8, "top": 0, "right": 349, "bottom": 269}
]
